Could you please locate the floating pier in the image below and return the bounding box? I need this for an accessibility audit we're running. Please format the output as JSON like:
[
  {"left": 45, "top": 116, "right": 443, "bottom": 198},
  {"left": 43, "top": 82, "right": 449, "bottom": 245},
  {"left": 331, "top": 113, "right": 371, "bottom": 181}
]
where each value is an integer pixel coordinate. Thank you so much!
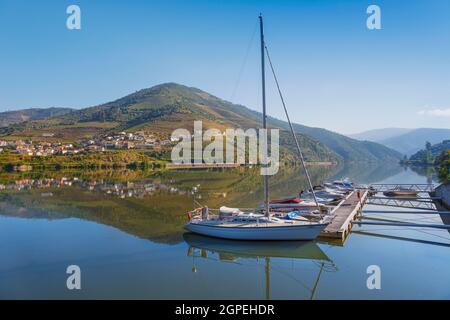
[
  {"left": 317, "top": 183, "right": 450, "bottom": 242},
  {"left": 362, "top": 209, "right": 450, "bottom": 215},
  {"left": 368, "top": 183, "right": 435, "bottom": 193},
  {"left": 366, "top": 196, "right": 437, "bottom": 210},
  {"left": 319, "top": 189, "right": 369, "bottom": 241},
  {"left": 351, "top": 221, "right": 450, "bottom": 230},
  {"left": 364, "top": 183, "right": 438, "bottom": 210}
]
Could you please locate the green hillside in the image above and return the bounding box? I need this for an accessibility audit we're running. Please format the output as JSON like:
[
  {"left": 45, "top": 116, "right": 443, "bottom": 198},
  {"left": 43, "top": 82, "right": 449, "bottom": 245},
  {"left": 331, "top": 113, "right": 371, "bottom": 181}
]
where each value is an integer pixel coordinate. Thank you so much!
[
  {"left": 0, "top": 83, "right": 400, "bottom": 162},
  {"left": 0, "top": 107, "right": 73, "bottom": 127},
  {"left": 408, "top": 140, "right": 450, "bottom": 165}
]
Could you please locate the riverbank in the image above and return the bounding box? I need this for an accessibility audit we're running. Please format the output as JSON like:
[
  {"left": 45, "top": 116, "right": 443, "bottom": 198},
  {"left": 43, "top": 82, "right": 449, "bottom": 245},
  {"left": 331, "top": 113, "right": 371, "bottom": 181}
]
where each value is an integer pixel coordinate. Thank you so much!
[{"left": 0, "top": 151, "right": 165, "bottom": 171}]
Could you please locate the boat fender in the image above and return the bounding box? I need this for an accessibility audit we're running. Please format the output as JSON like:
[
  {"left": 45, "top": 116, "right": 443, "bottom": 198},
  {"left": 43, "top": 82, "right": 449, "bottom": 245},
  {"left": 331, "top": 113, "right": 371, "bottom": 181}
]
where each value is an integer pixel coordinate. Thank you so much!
[{"left": 201, "top": 206, "right": 209, "bottom": 220}]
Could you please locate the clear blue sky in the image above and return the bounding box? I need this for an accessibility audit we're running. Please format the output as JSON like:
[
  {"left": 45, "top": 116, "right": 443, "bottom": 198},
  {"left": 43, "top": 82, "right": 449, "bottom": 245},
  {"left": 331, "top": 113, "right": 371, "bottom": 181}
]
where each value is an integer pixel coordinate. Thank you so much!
[{"left": 1, "top": 0, "right": 450, "bottom": 134}]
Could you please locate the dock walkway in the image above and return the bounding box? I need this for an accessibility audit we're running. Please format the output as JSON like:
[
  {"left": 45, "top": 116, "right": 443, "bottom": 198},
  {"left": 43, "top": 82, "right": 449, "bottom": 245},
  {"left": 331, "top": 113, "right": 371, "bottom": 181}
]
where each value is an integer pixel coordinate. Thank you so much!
[{"left": 320, "top": 189, "right": 369, "bottom": 241}]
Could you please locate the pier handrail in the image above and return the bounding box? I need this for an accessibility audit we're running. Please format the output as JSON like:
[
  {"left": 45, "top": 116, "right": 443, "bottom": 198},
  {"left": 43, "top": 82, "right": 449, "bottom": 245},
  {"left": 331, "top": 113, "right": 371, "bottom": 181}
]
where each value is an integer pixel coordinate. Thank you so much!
[{"left": 367, "top": 183, "right": 436, "bottom": 192}]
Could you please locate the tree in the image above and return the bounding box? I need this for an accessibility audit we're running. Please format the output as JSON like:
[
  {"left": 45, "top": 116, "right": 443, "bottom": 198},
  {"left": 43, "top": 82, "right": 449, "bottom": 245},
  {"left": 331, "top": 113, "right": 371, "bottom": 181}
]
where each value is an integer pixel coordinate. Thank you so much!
[
  {"left": 423, "top": 141, "right": 434, "bottom": 164},
  {"left": 438, "top": 150, "right": 450, "bottom": 183}
]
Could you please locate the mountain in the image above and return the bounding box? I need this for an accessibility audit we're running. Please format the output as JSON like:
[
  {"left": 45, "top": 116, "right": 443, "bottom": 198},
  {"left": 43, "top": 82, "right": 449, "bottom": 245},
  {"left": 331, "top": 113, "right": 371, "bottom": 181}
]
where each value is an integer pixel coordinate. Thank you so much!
[
  {"left": 349, "top": 127, "right": 450, "bottom": 156},
  {"left": 0, "top": 107, "right": 73, "bottom": 127},
  {"left": 0, "top": 83, "right": 401, "bottom": 162},
  {"left": 381, "top": 128, "right": 450, "bottom": 155},
  {"left": 409, "top": 140, "right": 450, "bottom": 164},
  {"left": 349, "top": 128, "right": 413, "bottom": 142}
]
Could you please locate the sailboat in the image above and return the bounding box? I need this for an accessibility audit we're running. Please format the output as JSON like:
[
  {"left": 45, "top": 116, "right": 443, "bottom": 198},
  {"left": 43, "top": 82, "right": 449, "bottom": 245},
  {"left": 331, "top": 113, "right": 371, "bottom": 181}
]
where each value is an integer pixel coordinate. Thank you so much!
[{"left": 184, "top": 15, "right": 330, "bottom": 240}]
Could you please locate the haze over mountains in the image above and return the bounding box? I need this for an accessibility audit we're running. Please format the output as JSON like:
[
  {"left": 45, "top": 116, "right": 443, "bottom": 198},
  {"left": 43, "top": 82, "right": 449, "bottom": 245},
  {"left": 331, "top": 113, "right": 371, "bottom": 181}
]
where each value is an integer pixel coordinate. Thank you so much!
[
  {"left": 350, "top": 128, "right": 450, "bottom": 156},
  {"left": 349, "top": 128, "right": 413, "bottom": 142},
  {"left": 0, "top": 83, "right": 401, "bottom": 162}
]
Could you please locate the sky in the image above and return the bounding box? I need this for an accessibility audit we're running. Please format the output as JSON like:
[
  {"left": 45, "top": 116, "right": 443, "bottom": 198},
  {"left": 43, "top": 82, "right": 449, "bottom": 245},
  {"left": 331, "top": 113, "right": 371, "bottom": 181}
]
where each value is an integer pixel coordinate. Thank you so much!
[{"left": 0, "top": 0, "right": 450, "bottom": 134}]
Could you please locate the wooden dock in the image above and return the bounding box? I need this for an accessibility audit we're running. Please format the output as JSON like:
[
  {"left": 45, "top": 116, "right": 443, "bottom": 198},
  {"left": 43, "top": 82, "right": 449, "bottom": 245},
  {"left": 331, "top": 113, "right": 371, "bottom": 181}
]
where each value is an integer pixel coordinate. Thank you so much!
[{"left": 320, "top": 189, "right": 369, "bottom": 241}]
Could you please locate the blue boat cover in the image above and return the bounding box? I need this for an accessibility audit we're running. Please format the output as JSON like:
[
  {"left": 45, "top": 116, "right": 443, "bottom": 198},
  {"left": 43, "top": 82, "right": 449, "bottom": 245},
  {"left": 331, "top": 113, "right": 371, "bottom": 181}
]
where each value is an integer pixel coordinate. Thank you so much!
[{"left": 285, "top": 211, "right": 299, "bottom": 219}]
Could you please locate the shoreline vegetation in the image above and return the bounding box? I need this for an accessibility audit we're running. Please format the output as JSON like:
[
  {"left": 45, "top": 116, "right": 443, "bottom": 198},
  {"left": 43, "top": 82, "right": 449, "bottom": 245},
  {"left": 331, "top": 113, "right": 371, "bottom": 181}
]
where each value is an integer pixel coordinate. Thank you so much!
[
  {"left": 399, "top": 140, "right": 450, "bottom": 183},
  {"left": 400, "top": 150, "right": 450, "bottom": 184},
  {"left": 0, "top": 150, "right": 338, "bottom": 173},
  {"left": 438, "top": 150, "right": 450, "bottom": 183},
  {"left": 0, "top": 151, "right": 164, "bottom": 171}
]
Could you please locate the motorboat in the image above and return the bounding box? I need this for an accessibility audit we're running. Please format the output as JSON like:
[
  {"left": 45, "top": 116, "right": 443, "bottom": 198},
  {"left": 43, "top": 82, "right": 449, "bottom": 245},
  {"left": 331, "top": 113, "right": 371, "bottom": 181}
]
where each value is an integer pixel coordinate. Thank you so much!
[
  {"left": 324, "top": 178, "right": 354, "bottom": 192},
  {"left": 267, "top": 197, "right": 328, "bottom": 212},
  {"left": 300, "top": 188, "right": 345, "bottom": 205}
]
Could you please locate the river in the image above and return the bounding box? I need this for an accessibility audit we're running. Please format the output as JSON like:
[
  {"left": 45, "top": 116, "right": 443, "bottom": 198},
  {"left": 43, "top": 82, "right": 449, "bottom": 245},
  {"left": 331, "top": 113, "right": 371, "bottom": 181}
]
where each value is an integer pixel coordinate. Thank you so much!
[{"left": 0, "top": 163, "right": 449, "bottom": 299}]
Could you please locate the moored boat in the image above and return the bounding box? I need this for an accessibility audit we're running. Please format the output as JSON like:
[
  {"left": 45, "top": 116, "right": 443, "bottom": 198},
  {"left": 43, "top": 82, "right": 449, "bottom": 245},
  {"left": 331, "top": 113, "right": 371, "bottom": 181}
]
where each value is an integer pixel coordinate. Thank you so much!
[
  {"left": 185, "top": 212, "right": 330, "bottom": 240},
  {"left": 324, "top": 178, "right": 354, "bottom": 192},
  {"left": 299, "top": 188, "right": 345, "bottom": 205},
  {"left": 383, "top": 188, "right": 419, "bottom": 197},
  {"left": 267, "top": 197, "right": 328, "bottom": 212},
  {"left": 184, "top": 15, "right": 330, "bottom": 241}
]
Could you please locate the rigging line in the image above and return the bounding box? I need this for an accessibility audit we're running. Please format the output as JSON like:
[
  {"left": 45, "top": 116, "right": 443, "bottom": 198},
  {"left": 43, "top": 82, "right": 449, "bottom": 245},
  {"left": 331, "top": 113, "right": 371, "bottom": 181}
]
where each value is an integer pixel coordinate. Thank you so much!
[
  {"left": 267, "top": 264, "right": 313, "bottom": 293},
  {"left": 411, "top": 228, "right": 450, "bottom": 241},
  {"left": 264, "top": 45, "right": 320, "bottom": 209},
  {"left": 230, "top": 19, "right": 258, "bottom": 103},
  {"left": 193, "top": 198, "right": 205, "bottom": 208}
]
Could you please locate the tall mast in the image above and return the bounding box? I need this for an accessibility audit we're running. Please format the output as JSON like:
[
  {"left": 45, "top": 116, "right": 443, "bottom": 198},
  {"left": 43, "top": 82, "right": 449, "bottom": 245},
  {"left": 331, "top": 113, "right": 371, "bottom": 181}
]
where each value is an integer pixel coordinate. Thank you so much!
[{"left": 259, "top": 14, "right": 270, "bottom": 217}]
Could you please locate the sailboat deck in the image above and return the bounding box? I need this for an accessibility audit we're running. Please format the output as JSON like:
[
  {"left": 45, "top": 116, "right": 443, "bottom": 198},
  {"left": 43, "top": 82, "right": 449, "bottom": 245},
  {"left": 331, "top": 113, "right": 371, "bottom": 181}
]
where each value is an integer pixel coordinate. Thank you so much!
[{"left": 196, "top": 219, "right": 319, "bottom": 228}]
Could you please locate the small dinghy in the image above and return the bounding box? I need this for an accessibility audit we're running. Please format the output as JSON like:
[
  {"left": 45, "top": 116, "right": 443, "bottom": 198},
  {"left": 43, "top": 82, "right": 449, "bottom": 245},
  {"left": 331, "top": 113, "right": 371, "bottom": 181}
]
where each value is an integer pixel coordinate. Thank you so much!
[{"left": 383, "top": 187, "right": 419, "bottom": 197}]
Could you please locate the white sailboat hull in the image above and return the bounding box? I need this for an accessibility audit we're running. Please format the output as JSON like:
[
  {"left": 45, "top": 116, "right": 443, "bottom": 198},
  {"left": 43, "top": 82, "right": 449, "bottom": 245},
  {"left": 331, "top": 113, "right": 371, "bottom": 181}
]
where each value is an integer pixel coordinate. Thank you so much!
[{"left": 185, "top": 222, "right": 327, "bottom": 240}]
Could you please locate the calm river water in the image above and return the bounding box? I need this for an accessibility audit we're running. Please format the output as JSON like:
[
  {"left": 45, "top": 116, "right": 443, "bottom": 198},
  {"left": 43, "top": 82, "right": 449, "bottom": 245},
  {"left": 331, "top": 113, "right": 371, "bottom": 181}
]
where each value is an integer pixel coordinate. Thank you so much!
[{"left": 0, "top": 163, "right": 449, "bottom": 299}]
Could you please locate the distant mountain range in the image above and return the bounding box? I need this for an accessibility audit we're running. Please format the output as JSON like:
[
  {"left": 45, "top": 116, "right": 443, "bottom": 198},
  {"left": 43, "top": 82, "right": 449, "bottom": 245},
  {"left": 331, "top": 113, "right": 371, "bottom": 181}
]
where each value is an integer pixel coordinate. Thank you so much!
[
  {"left": 0, "top": 107, "right": 72, "bottom": 127},
  {"left": 349, "top": 127, "right": 450, "bottom": 156},
  {"left": 349, "top": 128, "right": 413, "bottom": 142},
  {"left": 0, "top": 83, "right": 401, "bottom": 162}
]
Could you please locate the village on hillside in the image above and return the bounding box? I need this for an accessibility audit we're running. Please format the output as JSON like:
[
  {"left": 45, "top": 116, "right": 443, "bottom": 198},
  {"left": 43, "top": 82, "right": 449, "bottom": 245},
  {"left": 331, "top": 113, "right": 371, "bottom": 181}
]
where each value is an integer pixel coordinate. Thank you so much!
[{"left": 0, "top": 131, "right": 177, "bottom": 156}]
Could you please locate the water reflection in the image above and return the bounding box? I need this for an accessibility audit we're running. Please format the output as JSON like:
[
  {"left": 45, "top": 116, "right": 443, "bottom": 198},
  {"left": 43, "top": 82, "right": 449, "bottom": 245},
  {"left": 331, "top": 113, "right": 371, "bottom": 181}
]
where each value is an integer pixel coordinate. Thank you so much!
[
  {"left": 327, "top": 161, "right": 403, "bottom": 184},
  {"left": 184, "top": 233, "right": 336, "bottom": 300},
  {"left": 1, "top": 163, "right": 449, "bottom": 299},
  {"left": 184, "top": 233, "right": 331, "bottom": 261},
  {"left": 0, "top": 163, "right": 433, "bottom": 246}
]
